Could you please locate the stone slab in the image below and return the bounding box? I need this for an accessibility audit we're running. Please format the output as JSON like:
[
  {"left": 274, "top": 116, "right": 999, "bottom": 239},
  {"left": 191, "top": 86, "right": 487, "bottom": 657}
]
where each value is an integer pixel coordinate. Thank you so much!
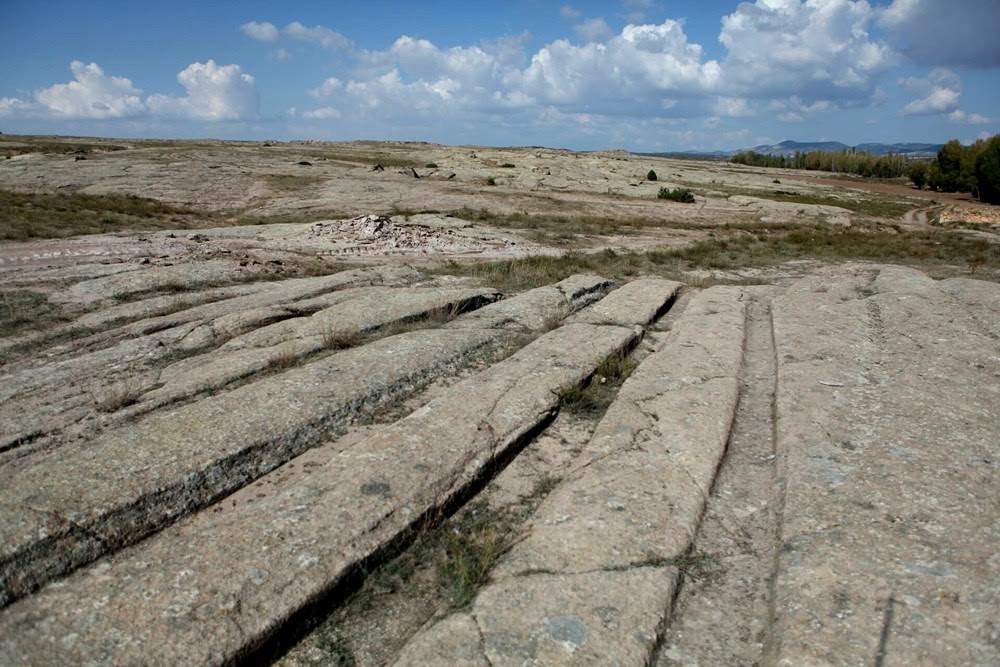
[
  {"left": 568, "top": 277, "right": 682, "bottom": 327},
  {"left": 0, "top": 323, "right": 639, "bottom": 665},
  {"left": 0, "top": 326, "right": 504, "bottom": 608},
  {"left": 449, "top": 274, "right": 612, "bottom": 331},
  {"left": 399, "top": 287, "right": 747, "bottom": 664},
  {"left": 397, "top": 568, "right": 677, "bottom": 667},
  {"left": 771, "top": 265, "right": 1000, "bottom": 666}
]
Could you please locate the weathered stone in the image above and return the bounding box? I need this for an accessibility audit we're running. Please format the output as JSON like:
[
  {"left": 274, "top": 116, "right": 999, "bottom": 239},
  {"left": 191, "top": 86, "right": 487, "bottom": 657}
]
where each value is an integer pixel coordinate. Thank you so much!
[
  {"left": 0, "top": 323, "right": 638, "bottom": 664},
  {"left": 449, "top": 274, "right": 613, "bottom": 331},
  {"left": 400, "top": 287, "right": 747, "bottom": 663},
  {"left": 0, "top": 326, "right": 504, "bottom": 607},
  {"left": 770, "top": 265, "right": 1000, "bottom": 667},
  {"left": 49, "top": 259, "right": 275, "bottom": 307},
  {"left": 394, "top": 615, "right": 491, "bottom": 667},
  {"left": 567, "top": 277, "right": 682, "bottom": 327}
]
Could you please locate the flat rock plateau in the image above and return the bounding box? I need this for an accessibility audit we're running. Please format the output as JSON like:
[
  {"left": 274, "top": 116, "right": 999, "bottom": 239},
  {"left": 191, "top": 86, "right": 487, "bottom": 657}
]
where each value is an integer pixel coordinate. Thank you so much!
[{"left": 1, "top": 136, "right": 997, "bottom": 666}]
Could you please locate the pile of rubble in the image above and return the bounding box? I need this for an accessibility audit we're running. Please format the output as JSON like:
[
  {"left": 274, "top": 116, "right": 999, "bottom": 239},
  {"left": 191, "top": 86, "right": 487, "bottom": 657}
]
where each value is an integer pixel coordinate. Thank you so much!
[{"left": 304, "top": 214, "right": 507, "bottom": 256}]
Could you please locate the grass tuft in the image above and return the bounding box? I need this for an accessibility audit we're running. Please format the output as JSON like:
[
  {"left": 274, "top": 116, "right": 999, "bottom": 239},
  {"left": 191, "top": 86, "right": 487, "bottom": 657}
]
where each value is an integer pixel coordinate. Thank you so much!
[{"left": 557, "top": 351, "right": 638, "bottom": 416}]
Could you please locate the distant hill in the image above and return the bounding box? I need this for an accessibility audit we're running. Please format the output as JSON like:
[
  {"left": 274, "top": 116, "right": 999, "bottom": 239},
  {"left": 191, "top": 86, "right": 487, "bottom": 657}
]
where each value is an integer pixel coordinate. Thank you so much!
[{"left": 641, "top": 140, "right": 946, "bottom": 160}]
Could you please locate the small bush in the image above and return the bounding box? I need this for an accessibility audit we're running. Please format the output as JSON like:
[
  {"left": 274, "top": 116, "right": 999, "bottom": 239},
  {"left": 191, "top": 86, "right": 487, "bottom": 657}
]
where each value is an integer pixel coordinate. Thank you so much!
[
  {"left": 658, "top": 187, "right": 695, "bottom": 203},
  {"left": 647, "top": 169, "right": 657, "bottom": 181},
  {"left": 425, "top": 163, "right": 438, "bottom": 168},
  {"left": 499, "top": 162, "right": 515, "bottom": 168},
  {"left": 486, "top": 176, "right": 496, "bottom": 186}
]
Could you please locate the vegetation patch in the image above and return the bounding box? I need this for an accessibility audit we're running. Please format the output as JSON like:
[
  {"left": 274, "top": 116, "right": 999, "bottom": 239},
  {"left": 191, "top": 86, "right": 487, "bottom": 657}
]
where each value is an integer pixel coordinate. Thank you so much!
[
  {"left": 658, "top": 187, "right": 696, "bottom": 203},
  {"left": 431, "top": 225, "right": 998, "bottom": 291},
  {"left": 557, "top": 351, "right": 639, "bottom": 417},
  {"left": 0, "top": 290, "right": 68, "bottom": 337},
  {"left": 0, "top": 189, "right": 217, "bottom": 240}
]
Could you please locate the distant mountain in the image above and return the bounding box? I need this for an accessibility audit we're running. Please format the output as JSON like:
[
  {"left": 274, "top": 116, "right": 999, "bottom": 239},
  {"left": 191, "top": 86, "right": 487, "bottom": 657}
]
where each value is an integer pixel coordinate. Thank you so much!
[
  {"left": 637, "top": 140, "right": 945, "bottom": 160},
  {"left": 744, "top": 140, "right": 944, "bottom": 158},
  {"left": 747, "top": 140, "right": 850, "bottom": 156}
]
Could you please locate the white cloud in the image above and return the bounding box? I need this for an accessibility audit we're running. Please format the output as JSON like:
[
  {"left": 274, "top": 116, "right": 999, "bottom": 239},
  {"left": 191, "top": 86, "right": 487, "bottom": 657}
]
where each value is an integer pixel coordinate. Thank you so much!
[
  {"left": 719, "top": 0, "right": 892, "bottom": 104},
  {"left": 147, "top": 61, "right": 259, "bottom": 120},
  {"left": 309, "top": 77, "right": 343, "bottom": 99},
  {"left": 283, "top": 21, "right": 352, "bottom": 50},
  {"left": 947, "top": 110, "right": 991, "bottom": 124},
  {"left": 511, "top": 21, "right": 721, "bottom": 114},
  {"left": 31, "top": 61, "right": 145, "bottom": 118},
  {"left": 899, "top": 68, "right": 960, "bottom": 115},
  {"left": 241, "top": 21, "right": 278, "bottom": 42},
  {"left": 778, "top": 112, "right": 805, "bottom": 122},
  {"left": 574, "top": 18, "right": 614, "bottom": 43},
  {"left": 560, "top": 5, "right": 581, "bottom": 21},
  {"left": 879, "top": 0, "right": 1000, "bottom": 68},
  {"left": 303, "top": 106, "right": 341, "bottom": 119},
  {"left": 272, "top": 48, "right": 292, "bottom": 61},
  {"left": 714, "top": 96, "right": 754, "bottom": 117},
  {"left": 1, "top": 60, "right": 259, "bottom": 123}
]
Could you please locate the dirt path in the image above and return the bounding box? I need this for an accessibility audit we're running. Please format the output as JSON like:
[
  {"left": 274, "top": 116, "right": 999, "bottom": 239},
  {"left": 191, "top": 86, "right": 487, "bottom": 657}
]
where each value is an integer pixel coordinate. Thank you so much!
[{"left": 656, "top": 291, "right": 781, "bottom": 666}]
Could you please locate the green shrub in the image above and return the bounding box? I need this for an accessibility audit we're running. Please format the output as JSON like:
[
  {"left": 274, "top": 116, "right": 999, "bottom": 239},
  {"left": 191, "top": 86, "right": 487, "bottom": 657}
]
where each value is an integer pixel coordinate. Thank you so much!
[
  {"left": 647, "top": 169, "right": 657, "bottom": 181},
  {"left": 499, "top": 162, "right": 515, "bottom": 168},
  {"left": 658, "top": 187, "right": 695, "bottom": 203},
  {"left": 486, "top": 176, "right": 496, "bottom": 186}
]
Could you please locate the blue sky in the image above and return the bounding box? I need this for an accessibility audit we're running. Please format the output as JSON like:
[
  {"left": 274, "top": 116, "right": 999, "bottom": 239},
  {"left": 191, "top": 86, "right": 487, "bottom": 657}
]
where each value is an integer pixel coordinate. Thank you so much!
[{"left": 1, "top": 0, "right": 997, "bottom": 151}]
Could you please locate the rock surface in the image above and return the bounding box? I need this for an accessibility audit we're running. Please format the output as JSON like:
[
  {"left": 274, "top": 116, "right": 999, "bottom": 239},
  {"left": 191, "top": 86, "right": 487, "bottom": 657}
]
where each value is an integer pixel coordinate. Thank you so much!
[{"left": 0, "top": 259, "right": 996, "bottom": 667}]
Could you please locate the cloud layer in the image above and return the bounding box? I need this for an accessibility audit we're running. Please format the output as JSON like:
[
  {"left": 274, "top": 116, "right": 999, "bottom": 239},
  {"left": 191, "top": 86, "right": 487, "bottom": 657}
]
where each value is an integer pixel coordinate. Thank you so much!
[
  {"left": 3, "top": 0, "right": 995, "bottom": 145},
  {"left": 1, "top": 60, "right": 258, "bottom": 121}
]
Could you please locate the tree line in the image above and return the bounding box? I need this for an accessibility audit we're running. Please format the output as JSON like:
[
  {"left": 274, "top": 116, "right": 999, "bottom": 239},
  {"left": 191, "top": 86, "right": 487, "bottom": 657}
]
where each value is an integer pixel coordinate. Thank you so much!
[
  {"left": 731, "top": 149, "right": 908, "bottom": 178},
  {"left": 907, "top": 135, "right": 1000, "bottom": 204}
]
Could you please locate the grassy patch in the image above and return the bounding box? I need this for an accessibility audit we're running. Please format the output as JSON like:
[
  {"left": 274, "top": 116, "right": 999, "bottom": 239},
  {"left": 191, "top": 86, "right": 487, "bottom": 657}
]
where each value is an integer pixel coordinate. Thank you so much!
[
  {"left": 0, "top": 290, "right": 68, "bottom": 337},
  {"left": 92, "top": 380, "right": 144, "bottom": 413},
  {"left": 668, "top": 550, "right": 719, "bottom": 579},
  {"left": 658, "top": 187, "right": 696, "bottom": 203},
  {"left": 0, "top": 136, "right": 128, "bottom": 158},
  {"left": 431, "top": 225, "right": 998, "bottom": 291},
  {"left": 557, "top": 351, "right": 639, "bottom": 416},
  {"left": 0, "top": 189, "right": 217, "bottom": 240}
]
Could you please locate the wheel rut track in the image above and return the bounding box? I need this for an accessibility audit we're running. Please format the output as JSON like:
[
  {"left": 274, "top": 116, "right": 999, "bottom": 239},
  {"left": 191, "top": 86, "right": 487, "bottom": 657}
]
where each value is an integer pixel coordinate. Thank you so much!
[{"left": 655, "top": 291, "right": 781, "bottom": 667}]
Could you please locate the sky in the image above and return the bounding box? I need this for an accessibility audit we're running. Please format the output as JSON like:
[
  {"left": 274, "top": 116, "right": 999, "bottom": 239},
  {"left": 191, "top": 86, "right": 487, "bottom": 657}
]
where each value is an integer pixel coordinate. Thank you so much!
[{"left": 1, "top": 0, "right": 998, "bottom": 152}]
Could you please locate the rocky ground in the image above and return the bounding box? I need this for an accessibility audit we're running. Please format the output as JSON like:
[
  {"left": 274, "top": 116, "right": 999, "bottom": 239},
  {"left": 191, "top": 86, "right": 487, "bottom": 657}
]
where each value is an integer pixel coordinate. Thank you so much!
[{"left": 0, "top": 137, "right": 997, "bottom": 666}]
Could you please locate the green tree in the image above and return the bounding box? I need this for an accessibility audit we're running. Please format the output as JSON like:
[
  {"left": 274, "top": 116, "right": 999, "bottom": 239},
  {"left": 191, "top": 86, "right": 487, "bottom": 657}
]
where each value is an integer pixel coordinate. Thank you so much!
[
  {"left": 908, "top": 161, "right": 928, "bottom": 190},
  {"left": 936, "top": 139, "right": 964, "bottom": 191},
  {"left": 646, "top": 169, "right": 657, "bottom": 181},
  {"left": 975, "top": 135, "right": 1000, "bottom": 205},
  {"left": 961, "top": 139, "right": 986, "bottom": 196}
]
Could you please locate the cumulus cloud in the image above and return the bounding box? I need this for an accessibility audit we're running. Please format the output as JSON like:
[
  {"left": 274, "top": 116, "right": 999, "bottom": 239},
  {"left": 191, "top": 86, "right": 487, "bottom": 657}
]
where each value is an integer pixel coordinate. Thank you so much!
[
  {"left": 303, "top": 106, "right": 341, "bottom": 119},
  {"left": 283, "top": 21, "right": 352, "bottom": 50},
  {"left": 574, "top": 18, "right": 614, "bottom": 43},
  {"left": 147, "top": 61, "right": 258, "bottom": 120},
  {"left": 720, "top": 0, "right": 892, "bottom": 104},
  {"left": 879, "top": 0, "right": 1000, "bottom": 68},
  {"left": 511, "top": 21, "right": 721, "bottom": 114},
  {"left": 309, "top": 77, "right": 343, "bottom": 98},
  {"left": 29, "top": 61, "right": 145, "bottom": 118},
  {"left": 947, "top": 110, "right": 990, "bottom": 124},
  {"left": 560, "top": 5, "right": 581, "bottom": 21},
  {"left": 1, "top": 60, "right": 259, "bottom": 123},
  {"left": 241, "top": 21, "right": 278, "bottom": 42},
  {"left": 899, "top": 68, "right": 961, "bottom": 115}
]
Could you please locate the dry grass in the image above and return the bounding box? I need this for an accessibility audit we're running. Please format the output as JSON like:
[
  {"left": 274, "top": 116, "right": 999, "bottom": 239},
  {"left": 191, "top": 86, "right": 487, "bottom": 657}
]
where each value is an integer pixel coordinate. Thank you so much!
[
  {"left": 0, "top": 189, "right": 217, "bottom": 240},
  {"left": 557, "top": 351, "right": 639, "bottom": 416},
  {"left": 431, "top": 224, "right": 999, "bottom": 291},
  {"left": 0, "top": 290, "right": 68, "bottom": 337},
  {"left": 323, "top": 328, "right": 362, "bottom": 350},
  {"left": 266, "top": 346, "right": 299, "bottom": 370},
  {"left": 92, "top": 380, "right": 144, "bottom": 413}
]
